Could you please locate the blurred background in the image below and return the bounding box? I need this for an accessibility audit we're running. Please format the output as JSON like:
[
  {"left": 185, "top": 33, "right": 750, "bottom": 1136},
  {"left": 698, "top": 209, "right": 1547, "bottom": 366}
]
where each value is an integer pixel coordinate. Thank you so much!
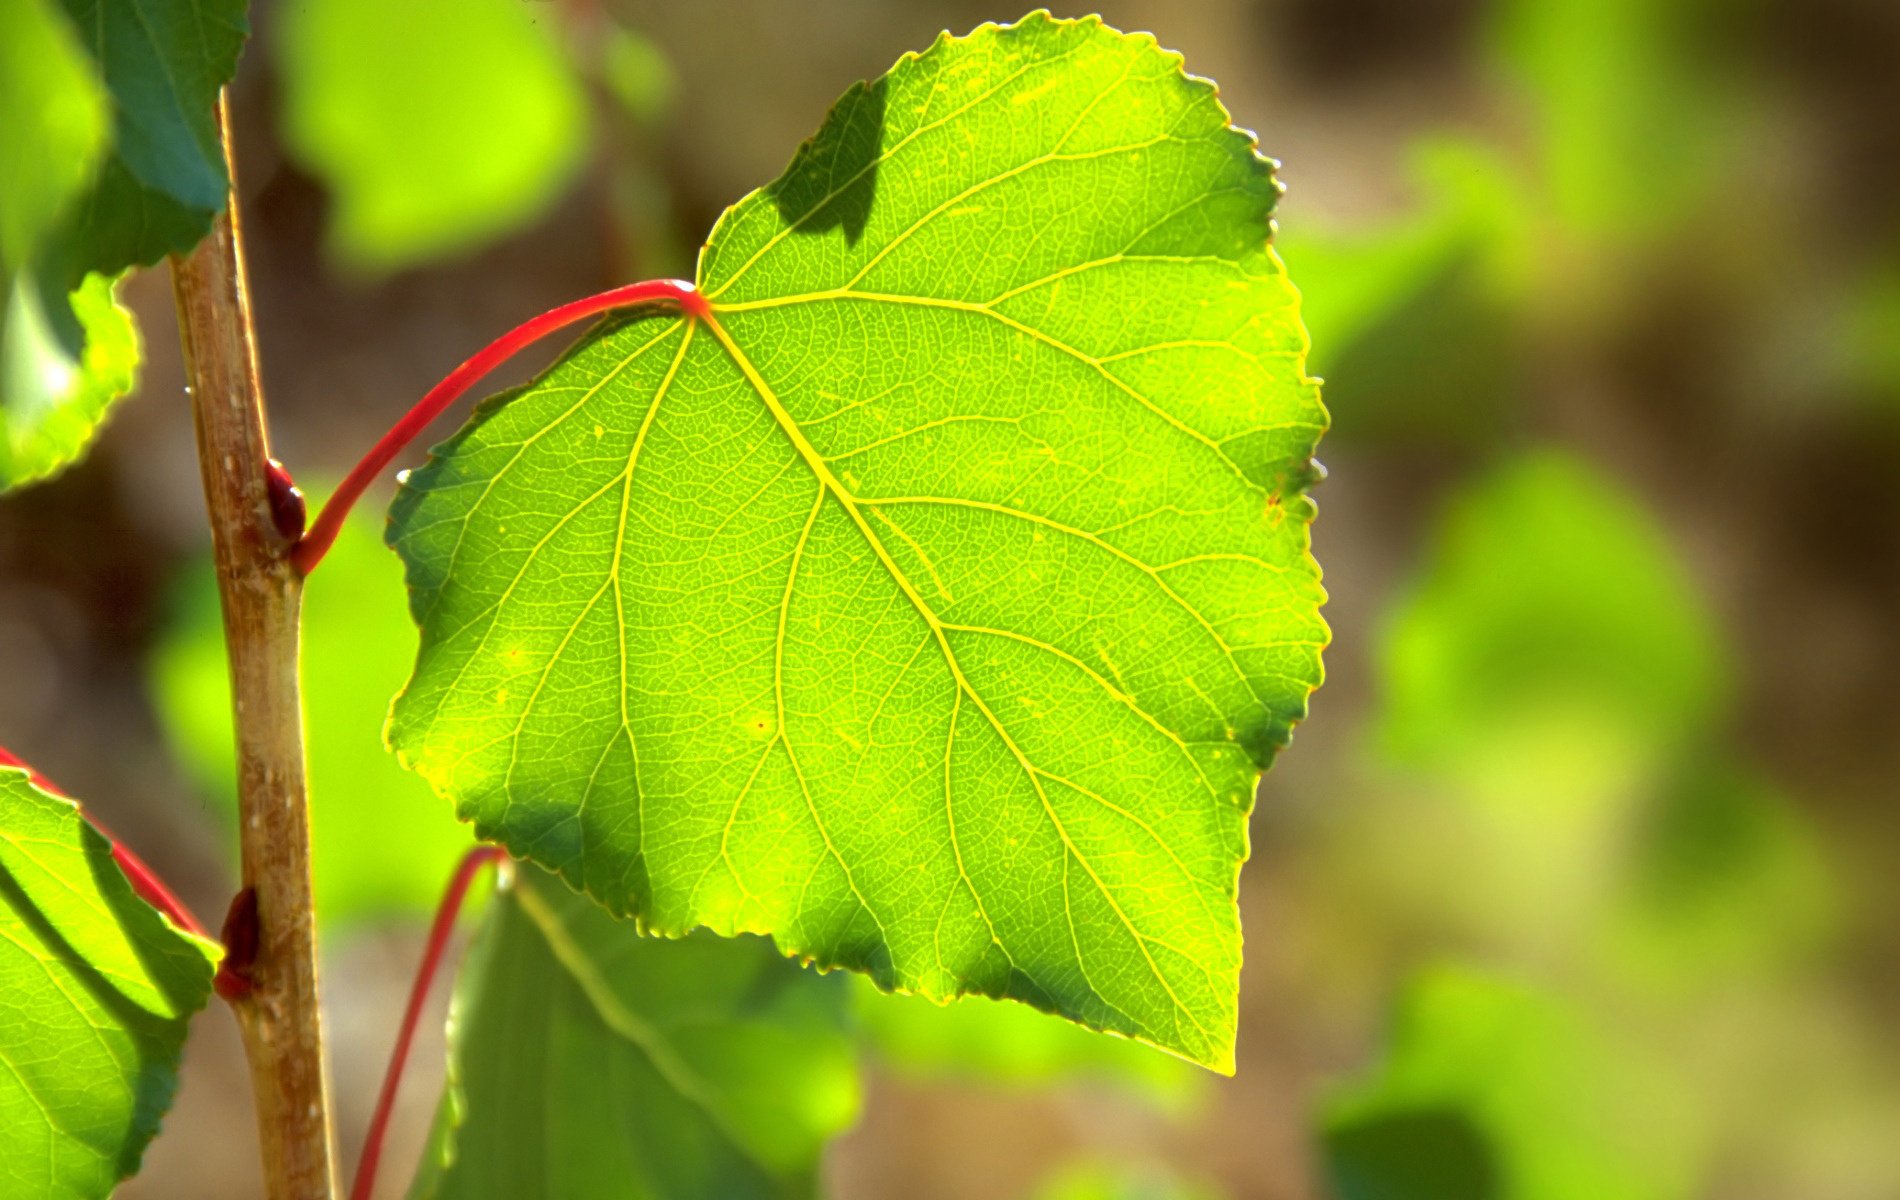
[{"left": 1, "top": 0, "right": 1895, "bottom": 1196}]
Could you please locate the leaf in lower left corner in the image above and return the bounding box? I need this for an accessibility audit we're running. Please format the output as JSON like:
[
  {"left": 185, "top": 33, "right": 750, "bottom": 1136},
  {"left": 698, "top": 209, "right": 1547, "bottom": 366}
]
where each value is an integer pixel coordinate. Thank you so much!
[{"left": 0, "top": 766, "right": 220, "bottom": 1199}]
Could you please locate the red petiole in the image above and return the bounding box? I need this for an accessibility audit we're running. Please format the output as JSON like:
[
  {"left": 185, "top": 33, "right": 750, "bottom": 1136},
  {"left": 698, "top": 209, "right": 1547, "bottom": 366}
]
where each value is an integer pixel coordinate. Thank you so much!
[
  {"left": 292, "top": 278, "right": 708, "bottom": 575},
  {"left": 350, "top": 844, "right": 508, "bottom": 1200},
  {"left": 18, "top": 282, "right": 690, "bottom": 1172}
]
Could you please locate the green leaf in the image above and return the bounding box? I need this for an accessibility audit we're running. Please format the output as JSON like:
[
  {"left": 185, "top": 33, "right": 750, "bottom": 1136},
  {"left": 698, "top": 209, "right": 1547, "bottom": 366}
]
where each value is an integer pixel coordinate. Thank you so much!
[
  {"left": 1377, "top": 450, "right": 1726, "bottom": 783},
  {"left": 1032, "top": 1161, "right": 1225, "bottom": 1200},
  {"left": 0, "top": 766, "right": 220, "bottom": 1199},
  {"left": 1322, "top": 967, "right": 1695, "bottom": 1200},
  {"left": 277, "top": 0, "right": 589, "bottom": 272},
  {"left": 0, "top": 0, "right": 126, "bottom": 493},
  {"left": 2, "top": 270, "right": 139, "bottom": 490},
  {"left": 854, "top": 980, "right": 1203, "bottom": 1111},
  {"left": 1, "top": 0, "right": 245, "bottom": 491},
  {"left": 1274, "top": 143, "right": 1527, "bottom": 447},
  {"left": 388, "top": 12, "right": 1326, "bottom": 1071},
  {"left": 151, "top": 503, "right": 476, "bottom": 927},
  {"left": 410, "top": 866, "right": 858, "bottom": 1199},
  {"left": 51, "top": 0, "right": 249, "bottom": 279}
]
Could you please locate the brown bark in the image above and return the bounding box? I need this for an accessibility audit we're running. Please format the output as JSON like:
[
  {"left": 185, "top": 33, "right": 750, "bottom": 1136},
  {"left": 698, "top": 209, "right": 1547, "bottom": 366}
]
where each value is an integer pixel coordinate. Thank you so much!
[{"left": 171, "top": 93, "right": 337, "bottom": 1200}]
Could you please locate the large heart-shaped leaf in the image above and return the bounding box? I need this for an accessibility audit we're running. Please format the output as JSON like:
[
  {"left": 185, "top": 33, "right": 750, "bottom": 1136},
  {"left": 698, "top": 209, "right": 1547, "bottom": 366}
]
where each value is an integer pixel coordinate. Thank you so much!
[
  {"left": 0, "top": 766, "right": 220, "bottom": 1199},
  {"left": 410, "top": 866, "right": 857, "bottom": 1199},
  {"left": 389, "top": 12, "right": 1327, "bottom": 1070}
]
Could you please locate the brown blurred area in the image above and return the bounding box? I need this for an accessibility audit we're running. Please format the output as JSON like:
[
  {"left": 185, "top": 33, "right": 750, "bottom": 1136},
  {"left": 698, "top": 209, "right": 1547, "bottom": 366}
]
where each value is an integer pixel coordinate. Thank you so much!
[{"left": 2, "top": 0, "right": 1895, "bottom": 1197}]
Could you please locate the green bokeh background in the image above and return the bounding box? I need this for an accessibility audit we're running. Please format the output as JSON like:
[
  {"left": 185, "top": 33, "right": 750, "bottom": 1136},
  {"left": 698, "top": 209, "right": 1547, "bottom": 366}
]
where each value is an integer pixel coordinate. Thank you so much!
[{"left": 0, "top": 0, "right": 1894, "bottom": 1197}]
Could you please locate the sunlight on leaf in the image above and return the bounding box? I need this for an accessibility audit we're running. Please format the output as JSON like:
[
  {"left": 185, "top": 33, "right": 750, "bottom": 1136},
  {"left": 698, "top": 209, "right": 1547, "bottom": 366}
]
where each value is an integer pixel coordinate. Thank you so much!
[
  {"left": 1032, "top": 1160, "right": 1225, "bottom": 1200},
  {"left": 387, "top": 13, "right": 1327, "bottom": 1071},
  {"left": 2, "top": 271, "right": 138, "bottom": 490}
]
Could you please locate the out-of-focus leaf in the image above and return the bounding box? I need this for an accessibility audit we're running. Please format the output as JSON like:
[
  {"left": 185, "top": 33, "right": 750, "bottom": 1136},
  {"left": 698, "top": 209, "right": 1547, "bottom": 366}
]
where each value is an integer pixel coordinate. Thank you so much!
[
  {"left": 1322, "top": 966, "right": 1695, "bottom": 1200},
  {"left": 410, "top": 866, "right": 859, "bottom": 1199},
  {"left": 1277, "top": 144, "right": 1526, "bottom": 446},
  {"left": 1609, "top": 759, "right": 1837, "bottom": 988},
  {"left": 152, "top": 506, "right": 474, "bottom": 927},
  {"left": 854, "top": 979, "right": 1204, "bottom": 1112},
  {"left": 594, "top": 19, "right": 688, "bottom": 278},
  {"left": 2, "top": 270, "right": 138, "bottom": 490},
  {"left": 277, "top": 0, "right": 589, "bottom": 272},
  {"left": 1031, "top": 1160, "right": 1225, "bottom": 1200},
  {"left": 51, "top": 0, "right": 249, "bottom": 279},
  {"left": 387, "top": 12, "right": 1326, "bottom": 1073},
  {"left": 0, "top": 0, "right": 108, "bottom": 274},
  {"left": 1378, "top": 450, "right": 1727, "bottom": 782},
  {"left": 600, "top": 22, "right": 675, "bottom": 126},
  {"left": 1488, "top": 0, "right": 1738, "bottom": 246},
  {"left": 0, "top": 766, "right": 220, "bottom": 1199}
]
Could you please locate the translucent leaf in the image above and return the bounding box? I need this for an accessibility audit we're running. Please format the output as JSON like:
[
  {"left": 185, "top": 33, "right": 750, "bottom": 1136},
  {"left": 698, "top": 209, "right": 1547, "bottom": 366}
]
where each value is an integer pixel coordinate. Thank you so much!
[
  {"left": 151, "top": 505, "right": 475, "bottom": 927},
  {"left": 277, "top": 0, "right": 589, "bottom": 272},
  {"left": 1, "top": 271, "right": 138, "bottom": 491},
  {"left": 0, "top": 766, "right": 219, "bottom": 1198},
  {"left": 409, "top": 866, "right": 857, "bottom": 1199},
  {"left": 388, "top": 13, "right": 1327, "bottom": 1070}
]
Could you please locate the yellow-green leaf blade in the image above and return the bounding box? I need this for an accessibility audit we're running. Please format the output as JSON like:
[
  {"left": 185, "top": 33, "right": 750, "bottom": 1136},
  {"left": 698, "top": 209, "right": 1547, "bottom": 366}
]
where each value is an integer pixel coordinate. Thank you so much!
[{"left": 389, "top": 13, "right": 1327, "bottom": 1071}]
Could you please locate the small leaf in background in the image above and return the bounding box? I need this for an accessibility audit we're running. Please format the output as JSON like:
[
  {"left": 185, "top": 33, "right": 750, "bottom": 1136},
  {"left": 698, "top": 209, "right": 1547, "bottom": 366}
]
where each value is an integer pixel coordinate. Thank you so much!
[
  {"left": 1488, "top": 0, "right": 1738, "bottom": 248},
  {"left": 1031, "top": 1160, "right": 1225, "bottom": 1200},
  {"left": 855, "top": 981, "right": 1204, "bottom": 1113},
  {"left": 1377, "top": 449, "right": 1727, "bottom": 785},
  {"left": 152, "top": 505, "right": 474, "bottom": 927},
  {"left": 1321, "top": 966, "right": 1696, "bottom": 1200},
  {"left": 410, "top": 866, "right": 858, "bottom": 1200},
  {"left": 1341, "top": 450, "right": 1731, "bottom": 949},
  {"left": 0, "top": 766, "right": 220, "bottom": 1199},
  {"left": 1607, "top": 758, "right": 1837, "bottom": 989},
  {"left": 277, "top": 0, "right": 589, "bottom": 273},
  {"left": 1276, "top": 143, "right": 1527, "bottom": 447},
  {"left": 388, "top": 12, "right": 1326, "bottom": 1072}
]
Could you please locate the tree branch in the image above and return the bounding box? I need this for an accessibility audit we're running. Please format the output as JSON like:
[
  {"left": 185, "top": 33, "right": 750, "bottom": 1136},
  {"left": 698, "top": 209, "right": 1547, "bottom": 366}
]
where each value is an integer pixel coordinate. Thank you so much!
[{"left": 171, "top": 93, "right": 337, "bottom": 1200}]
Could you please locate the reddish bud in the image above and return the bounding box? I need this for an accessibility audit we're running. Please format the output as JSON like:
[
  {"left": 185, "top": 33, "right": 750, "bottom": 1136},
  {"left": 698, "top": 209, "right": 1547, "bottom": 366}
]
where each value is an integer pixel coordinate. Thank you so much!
[
  {"left": 266, "top": 457, "right": 306, "bottom": 543},
  {"left": 213, "top": 886, "right": 260, "bottom": 1001}
]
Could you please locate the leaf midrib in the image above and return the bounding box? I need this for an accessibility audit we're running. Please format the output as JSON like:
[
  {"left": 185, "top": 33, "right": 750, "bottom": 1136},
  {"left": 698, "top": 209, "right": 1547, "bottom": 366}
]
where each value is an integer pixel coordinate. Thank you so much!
[{"left": 698, "top": 308, "right": 1218, "bottom": 1055}]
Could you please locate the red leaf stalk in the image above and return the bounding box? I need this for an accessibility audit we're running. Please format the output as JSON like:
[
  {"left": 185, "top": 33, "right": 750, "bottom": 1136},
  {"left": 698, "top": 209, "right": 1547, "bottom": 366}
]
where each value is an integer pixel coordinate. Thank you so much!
[
  {"left": 294, "top": 279, "right": 708, "bottom": 575},
  {"left": 350, "top": 844, "right": 508, "bottom": 1200}
]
